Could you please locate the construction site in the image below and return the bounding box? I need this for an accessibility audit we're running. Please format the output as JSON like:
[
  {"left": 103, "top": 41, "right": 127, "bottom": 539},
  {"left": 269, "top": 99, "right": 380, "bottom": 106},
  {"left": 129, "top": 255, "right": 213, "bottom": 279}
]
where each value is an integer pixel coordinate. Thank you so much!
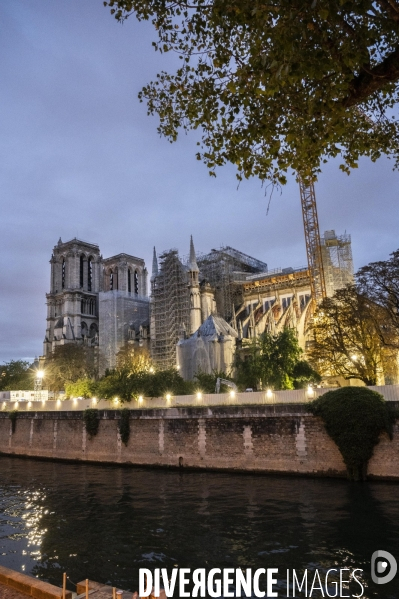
[
  {"left": 150, "top": 249, "right": 192, "bottom": 370},
  {"left": 44, "top": 183, "right": 354, "bottom": 376},
  {"left": 149, "top": 201, "right": 354, "bottom": 372}
]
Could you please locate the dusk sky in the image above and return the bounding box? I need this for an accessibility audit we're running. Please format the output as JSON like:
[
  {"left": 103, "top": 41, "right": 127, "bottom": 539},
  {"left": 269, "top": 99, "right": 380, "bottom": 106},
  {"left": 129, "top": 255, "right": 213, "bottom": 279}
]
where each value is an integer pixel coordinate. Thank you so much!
[{"left": 1, "top": 0, "right": 399, "bottom": 362}]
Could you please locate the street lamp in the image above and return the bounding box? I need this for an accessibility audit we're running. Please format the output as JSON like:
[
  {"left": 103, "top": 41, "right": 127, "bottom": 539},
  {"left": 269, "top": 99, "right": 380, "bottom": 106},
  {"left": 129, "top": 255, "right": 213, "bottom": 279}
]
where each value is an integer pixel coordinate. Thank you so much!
[{"left": 34, "top": 370, "right": 45, "bottom": 401}]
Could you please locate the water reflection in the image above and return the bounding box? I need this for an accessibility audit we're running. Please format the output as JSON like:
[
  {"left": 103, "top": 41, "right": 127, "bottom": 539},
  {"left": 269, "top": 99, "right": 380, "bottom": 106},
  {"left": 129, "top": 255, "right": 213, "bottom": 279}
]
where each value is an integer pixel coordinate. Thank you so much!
[{"left": 0, "top": 457, "right": 398, "bottom": 598}]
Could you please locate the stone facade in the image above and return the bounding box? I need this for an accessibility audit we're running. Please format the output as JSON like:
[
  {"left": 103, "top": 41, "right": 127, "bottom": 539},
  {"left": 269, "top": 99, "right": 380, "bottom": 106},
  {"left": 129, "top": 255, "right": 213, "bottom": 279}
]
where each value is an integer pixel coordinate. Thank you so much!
[
  {"left": 238, "top": 266, "right": 313, "bottom": 351},
  {"left": 236, "top": 229, "right": 354, "bottom": 352},
  {"left": 44, "top": 238, "right": 149, "bottom": 373}
]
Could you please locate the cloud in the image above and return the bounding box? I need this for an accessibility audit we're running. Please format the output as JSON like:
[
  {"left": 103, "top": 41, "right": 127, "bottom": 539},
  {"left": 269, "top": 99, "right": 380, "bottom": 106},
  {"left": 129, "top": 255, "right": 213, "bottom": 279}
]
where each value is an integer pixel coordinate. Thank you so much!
[{"left": 0, "top": 0, "right": 398, "bottom": 361}]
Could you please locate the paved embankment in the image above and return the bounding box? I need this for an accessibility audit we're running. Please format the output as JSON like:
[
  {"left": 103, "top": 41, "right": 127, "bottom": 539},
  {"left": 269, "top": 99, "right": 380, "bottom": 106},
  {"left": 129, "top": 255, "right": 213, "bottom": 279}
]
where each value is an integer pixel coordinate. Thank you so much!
[{"left": 0, "top": 565, "right": 72, "bottom": 599}]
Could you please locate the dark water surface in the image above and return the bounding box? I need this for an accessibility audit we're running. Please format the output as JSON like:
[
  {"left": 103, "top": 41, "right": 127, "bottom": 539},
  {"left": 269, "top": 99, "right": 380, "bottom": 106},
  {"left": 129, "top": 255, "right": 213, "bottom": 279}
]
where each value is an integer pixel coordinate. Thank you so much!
[{"left": 0, "top": 457, "right": 399, "bottom": 598}]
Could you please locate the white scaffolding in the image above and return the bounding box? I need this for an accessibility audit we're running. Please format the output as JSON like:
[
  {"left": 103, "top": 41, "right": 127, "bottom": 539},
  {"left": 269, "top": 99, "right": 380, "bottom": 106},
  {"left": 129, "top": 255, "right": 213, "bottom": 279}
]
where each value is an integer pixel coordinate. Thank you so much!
[{"left": 321, "top": 230, "right": 354, "bottom": 297}]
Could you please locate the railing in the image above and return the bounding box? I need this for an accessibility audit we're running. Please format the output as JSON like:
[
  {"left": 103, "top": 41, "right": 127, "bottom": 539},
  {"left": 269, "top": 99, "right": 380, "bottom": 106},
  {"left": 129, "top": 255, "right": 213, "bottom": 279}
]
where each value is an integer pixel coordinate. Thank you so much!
[{"left": 1, "top": 385, "right": 398, "bottom": 412}]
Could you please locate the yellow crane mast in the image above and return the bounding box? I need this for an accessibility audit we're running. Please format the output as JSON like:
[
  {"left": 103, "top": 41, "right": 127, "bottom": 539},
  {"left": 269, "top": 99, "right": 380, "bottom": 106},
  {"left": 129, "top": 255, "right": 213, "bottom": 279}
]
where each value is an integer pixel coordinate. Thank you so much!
[{"left": 298, "top": 179, "right": 327, "bottom": 307}]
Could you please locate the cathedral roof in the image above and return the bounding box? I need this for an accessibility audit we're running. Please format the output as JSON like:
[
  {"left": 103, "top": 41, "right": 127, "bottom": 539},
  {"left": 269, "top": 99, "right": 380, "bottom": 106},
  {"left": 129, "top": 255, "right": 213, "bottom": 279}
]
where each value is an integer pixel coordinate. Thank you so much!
[{"left": 197, "top": 315, "right": 238, "bottom": 340}]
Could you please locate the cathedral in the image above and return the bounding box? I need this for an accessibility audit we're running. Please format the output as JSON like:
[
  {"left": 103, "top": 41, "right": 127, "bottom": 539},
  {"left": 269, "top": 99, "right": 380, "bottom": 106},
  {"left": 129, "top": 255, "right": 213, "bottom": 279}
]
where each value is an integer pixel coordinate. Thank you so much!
[
  {"left": 44, "top": 238, "right": 149, "bottom": 373},
  {"left": 44, "top": 231, "right": 353, "bottom": 380},
  {"left": 151, "top": 232, "right": 353, "bottom": 380}
]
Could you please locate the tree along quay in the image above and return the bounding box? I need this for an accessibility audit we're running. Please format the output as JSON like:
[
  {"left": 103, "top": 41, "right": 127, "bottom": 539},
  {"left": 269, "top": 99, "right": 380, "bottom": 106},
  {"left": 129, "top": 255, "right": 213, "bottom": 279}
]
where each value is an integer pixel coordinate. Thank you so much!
[{"left": 0, "top": 402, "right": 398, "bottom": 480}]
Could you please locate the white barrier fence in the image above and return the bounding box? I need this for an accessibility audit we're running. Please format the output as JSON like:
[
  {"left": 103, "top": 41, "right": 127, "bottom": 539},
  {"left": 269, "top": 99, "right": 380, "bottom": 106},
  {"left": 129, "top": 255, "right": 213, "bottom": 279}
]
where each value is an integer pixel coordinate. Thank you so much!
[{"left": 0, "top": 385, "right": 399, "bottom": 412}]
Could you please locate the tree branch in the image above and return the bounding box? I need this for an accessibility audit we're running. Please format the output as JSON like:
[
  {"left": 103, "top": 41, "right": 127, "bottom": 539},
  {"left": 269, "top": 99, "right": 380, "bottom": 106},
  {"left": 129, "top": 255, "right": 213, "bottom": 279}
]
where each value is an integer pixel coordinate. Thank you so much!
[{"left": 344, "top": 45, "right": 399, "bottom": 107}]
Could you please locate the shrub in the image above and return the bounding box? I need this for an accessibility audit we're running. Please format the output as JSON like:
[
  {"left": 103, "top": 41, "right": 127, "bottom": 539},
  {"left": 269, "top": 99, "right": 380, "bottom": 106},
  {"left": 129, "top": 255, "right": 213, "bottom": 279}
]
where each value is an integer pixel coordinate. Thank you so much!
[
  {"left": 309, "top": 387, "right": 394, "bottom": 481},
  {"left": 65, "top": 378, "right": 97, "bottom": 399},
  {"left": 194, "top": 370, "right": 232, "bottom": 394},
  {"left": 83, "top": 409, "right": 100, "bottom": 439},
  {"left": 119, "top": 408, "right": 130, "bottom": 446}
]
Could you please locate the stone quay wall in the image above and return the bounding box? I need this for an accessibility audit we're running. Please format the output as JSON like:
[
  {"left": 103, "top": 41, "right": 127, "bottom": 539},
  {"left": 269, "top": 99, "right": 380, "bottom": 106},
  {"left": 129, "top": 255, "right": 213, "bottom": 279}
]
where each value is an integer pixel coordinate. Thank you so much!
[{"left": 0, "top": 404, "right": 398, "bottom": 480}]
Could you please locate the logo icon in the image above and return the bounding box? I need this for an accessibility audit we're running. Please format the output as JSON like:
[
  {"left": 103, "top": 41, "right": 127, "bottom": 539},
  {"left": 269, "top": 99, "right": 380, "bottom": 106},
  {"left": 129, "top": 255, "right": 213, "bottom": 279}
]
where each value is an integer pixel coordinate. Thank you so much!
[{"left": 371, "top": 550, "right": 397, "bottom": 584}]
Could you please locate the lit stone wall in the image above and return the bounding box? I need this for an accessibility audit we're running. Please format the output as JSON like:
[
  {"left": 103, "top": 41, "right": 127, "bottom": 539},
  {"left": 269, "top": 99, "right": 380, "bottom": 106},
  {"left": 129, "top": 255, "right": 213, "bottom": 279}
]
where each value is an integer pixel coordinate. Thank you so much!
[{"left": 0, "top": 405, "right": 398, "bottom": 480}]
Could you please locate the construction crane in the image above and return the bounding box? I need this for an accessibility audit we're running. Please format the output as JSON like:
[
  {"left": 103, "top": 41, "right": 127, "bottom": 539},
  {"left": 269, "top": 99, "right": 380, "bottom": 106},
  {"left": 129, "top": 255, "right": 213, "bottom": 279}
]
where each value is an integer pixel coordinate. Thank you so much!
[
  {"left": 298, "top": 178, "right": 326, "bottom": 307},
  {"left": 300, "top": 111, "right": 373, "bottom": 307}
]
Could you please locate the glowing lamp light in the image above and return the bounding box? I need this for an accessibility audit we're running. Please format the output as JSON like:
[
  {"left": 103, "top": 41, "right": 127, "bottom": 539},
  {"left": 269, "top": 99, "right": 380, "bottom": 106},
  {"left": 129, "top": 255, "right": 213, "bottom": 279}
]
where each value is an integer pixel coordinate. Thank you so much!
[
  {"left": 2, "top": 402, "right": 6, "bottom": 410},
  {"left": 37, "top": 370, "right": 44, "bottom": 379},
  {"left": 351, "top": 354, "right": 358, "bottom": 361},
  {"left": 229, "top": 390, "right": 235, "bottom": 398},
  {"left": 14, "top": 401, "right": 19, "bottom": 408},
  {"left": 56, "top": 399, "right": 61, "bottom": 407},
  {"left": 92, "top": 397, "right": 97, "bottom": 405},
  {"left": 196, "top": 392, "right": 202, "bottom": 400},
  {"left": 307, "top": 385, "right": 314, "bottom": 397},
  {"left": 114, "top": 397, "right": 119, "bottom": 405},
  {"left": 28, "top": 401, "right": 32, "bottom": 408},
  {"left": 266, "top": 389, "right": 273, "bottom": 399},
  {"left": 149, "top": 367, "right": 154, "bottom": 374},
  {"left": 166, "top": 393, "right": 171, "bottom": 401},
  {"left": 73, "top": 398, "right": 78, "bottom": 405},
  {"left": 138, "top": 396, "right": 143, "bottom": 403}
]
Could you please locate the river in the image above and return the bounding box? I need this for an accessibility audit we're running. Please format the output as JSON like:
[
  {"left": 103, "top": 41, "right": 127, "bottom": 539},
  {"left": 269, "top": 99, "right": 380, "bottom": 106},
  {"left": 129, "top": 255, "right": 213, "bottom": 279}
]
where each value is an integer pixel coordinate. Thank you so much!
[{"left": 0, "top": 456, "right": 398, "bottom": 598}]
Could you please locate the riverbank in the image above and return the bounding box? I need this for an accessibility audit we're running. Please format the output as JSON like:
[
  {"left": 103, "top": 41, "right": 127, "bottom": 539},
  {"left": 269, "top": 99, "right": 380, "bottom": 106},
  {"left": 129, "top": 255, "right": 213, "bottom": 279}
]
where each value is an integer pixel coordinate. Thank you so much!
[{"left": 1, "top": 403, "right": 398, "bottom": 479}]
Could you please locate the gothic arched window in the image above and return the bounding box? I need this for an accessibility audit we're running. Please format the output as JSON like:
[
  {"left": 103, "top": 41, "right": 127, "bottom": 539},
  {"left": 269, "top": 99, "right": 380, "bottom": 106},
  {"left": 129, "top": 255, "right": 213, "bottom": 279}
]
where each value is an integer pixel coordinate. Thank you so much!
[
  {"left": 128, "top": 269, "right": 132, "bottom": 293},
  {"left": 110, "top": 271, "right": 113, "bottom": 291},
  {"left": 134, "top": 270, "right": 139, "bottom": 295},
  {"left": 80, "top": 255, "right": 84, "bottom": 288},
  {"left": 62, "top": 259, "right": 66, "bottom": 289},
  {"left": 88, "top": 257, "right": 93, "bottom": 292}
]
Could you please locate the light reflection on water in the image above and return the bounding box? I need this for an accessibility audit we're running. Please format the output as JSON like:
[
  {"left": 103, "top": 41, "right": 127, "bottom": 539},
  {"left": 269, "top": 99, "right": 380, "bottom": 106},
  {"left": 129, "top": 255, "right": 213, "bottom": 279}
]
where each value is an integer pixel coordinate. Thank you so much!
[{"left": 0, "top": 456, "right": 398, "bottom": 598}]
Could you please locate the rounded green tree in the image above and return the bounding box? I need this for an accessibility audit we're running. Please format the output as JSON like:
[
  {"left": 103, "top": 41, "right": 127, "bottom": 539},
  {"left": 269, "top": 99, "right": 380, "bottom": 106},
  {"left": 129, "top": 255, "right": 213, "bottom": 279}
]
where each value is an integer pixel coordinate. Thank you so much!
[{"left": 309, "top": 387, "right": 394, "bottom": 481}]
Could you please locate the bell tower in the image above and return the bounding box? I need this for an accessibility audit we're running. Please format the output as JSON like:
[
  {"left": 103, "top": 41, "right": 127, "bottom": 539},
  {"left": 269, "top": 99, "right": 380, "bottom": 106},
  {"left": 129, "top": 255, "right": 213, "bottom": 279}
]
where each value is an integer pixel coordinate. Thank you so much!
[{"left": 44, "top": 238, "right": 101, "bottom": 356}]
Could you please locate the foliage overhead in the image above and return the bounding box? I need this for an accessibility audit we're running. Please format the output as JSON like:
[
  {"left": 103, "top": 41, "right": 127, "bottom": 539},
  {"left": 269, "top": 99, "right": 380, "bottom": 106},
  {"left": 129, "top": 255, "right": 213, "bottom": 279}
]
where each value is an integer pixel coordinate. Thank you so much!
[
  {"left": 106, "top": 0, "right": 399, "bottom": 184},
  {"left": 309, "top": 386, "right": 393, "bottom": 480},
  {"left": 309, "top": 285, "right": 394, "bottom": 385},
  {"left": 235, "top": 328, "right": 320, "bottom": 390},
  {"left": 357, "top": 248, "right": 399, "bottom": 347}
]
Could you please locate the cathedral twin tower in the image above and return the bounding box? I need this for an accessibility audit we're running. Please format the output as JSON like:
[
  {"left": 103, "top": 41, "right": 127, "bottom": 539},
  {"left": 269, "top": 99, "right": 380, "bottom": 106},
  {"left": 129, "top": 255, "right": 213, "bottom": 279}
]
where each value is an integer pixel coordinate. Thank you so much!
[{"left": 44, "top": 235, "right": 209, "bottom": 374}]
